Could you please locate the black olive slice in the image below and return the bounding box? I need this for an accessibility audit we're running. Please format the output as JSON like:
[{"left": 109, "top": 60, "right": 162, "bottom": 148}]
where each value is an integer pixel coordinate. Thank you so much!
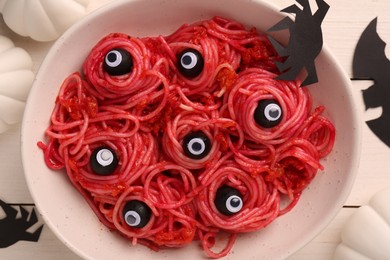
[
  {"left": 90, "top": 146, "right": 119, "bottom": 175},
  {"left": 214, "top": 185, "right": 243, "bottom": 216},
  {"left": 177, "top": 48, "right": 204, "bottom": 78},
  {"left": 122, "top": 200, "right": 152, "bottom": 228},
  {"left": 254, "top": 99, "right": 283, "bottom": 128},
  {"left": 182, "top": 131, "right": 211, "bottom": 159},
  {"left": 103, "top": 48, "right": 133, "bottom": 76}
]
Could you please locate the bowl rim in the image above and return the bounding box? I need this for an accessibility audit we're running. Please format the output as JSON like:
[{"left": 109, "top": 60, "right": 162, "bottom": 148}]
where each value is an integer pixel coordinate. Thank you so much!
[{"left": 21, "top": 0, "right": 362, "bottom": 259}]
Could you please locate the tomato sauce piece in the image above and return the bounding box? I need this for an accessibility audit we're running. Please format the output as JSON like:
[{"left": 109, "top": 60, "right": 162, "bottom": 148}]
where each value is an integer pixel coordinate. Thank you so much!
[
  {"left": 154, "top": 226, "right": 196, "bottom": 246},
  {"left": 191, "top": 27, "right": 208, "bottom": 44},
  {"left": 216, "top": 67, "right": 238, "bottom": 91},
  {"left": 242, "top": 40, "right": 273, "bottom": 65},
  {"left": 60, "top": 96, "right": 98, "bottom": 120}
]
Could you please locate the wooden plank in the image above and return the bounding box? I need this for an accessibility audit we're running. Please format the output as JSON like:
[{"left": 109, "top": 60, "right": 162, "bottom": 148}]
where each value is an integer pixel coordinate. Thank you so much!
[
  {"left": 346, "top": 80, "right": 390, "bottom": 205},
  {"left": 288, "top": 208, "right": 357, "bottom": 259}
]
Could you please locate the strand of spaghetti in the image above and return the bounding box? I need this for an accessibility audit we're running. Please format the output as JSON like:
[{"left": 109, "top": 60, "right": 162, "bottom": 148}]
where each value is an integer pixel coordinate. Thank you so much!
[
  {"left": 136, "top": 70, "right": 170, "bottom": 122},
  {"left": 195, "top": 117, "right": 242, "bottom": 137},
  {"left": 62, "top": 150, "right": 116, "bottom": 229},
  {"left": 298, "top": 110, "right": 336, "bottom": 157},
  {"left": 168, "top": 38, "right": 221, "bottom": 94},
  {"left": 162, "top": 110, "right": 223, "bottom": 169},
  {"left": 274, "top": 138, "right": 321, "bottom": 169},
  {"left": 197, "top": 160, "right": 280, "bottom": 232},
  {"left": 198, "top": 190, "right": 279, "bottom": 231},
  {"left": 164, "top": 22, "right": 206, "bottom": 43},
  {"left": 152, "top": 219, "right": 196, "bottom": 247},
  {"left": 101, "top": 78, "right": 162, "bottom": 110},
  {"left": 199, "top": 231, "right": 237, "bottom": 259},
  {"left": 76, "top": 142, "right": 129, "bottom": 182},
  {"left": 82, "top": 131, "right": 138, "bottom": 144},
  {"left": 45, "top": 127, "right": 78, "bottom": 139},
  {"left": 311, "top": 118, "right": 335, "bottom": 157},
  {"left": 47, "top": 109, "right": 139, "bottom": 143},
  {"left": 206, "top": 27, "right": 252, "bottom": 51},
  {"left": 123, "top": 135, "right": 159, "bottom": 185},
  {"left": 143, "top": 163, "right": 197, "bottom": 209},
  {"left": 198, "top": 151, "right": 233, "bottom": 185},
  {"left": 48, "top": 103, "right": 80, "bottom": 131},
  {"left": 232, "top": 145, "right": 275, "bottom": 176},
  {"left": 48, "top": 75, "right": 92, "bottom": 134},
  {"left": 210, "top": 16, "right": 247, "bottom": 33},
  {"left": 93, "top": 195, "right": 119, "bottom": 225},
  {"left": 175, "top": 86, "right": 222, "bottom": 111},
  {"left": 228, "top": 68, "right": 311, "bottom": 145},
  {"left": 278, "top": 192, "right": 301, "bottom": 216},
  {"left": 71, "top": 143, "right": 90, "bottom": 163},
  {"left": 203, "top": 18, "right": 255, "bottom": 48},
  {"left": 37, "top": 140, "right": 64, "bottom": 170},
  {"left": 155, "top": 35, "right": 177, "bottom": 66},
  {"left": 83, "top": 33, "right": 161, "bottom": 99},
  {"left": 56, "top": 111, "right": 89, "bottom": 157}
]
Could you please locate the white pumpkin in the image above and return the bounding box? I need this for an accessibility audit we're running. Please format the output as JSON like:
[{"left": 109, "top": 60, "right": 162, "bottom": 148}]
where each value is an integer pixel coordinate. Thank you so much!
[
  {"left": 0, "top": 0, "right": 90, "bottom": 41},
  {"left": 334, "top": 188, "right": 390, "bottom": 260},
  {"left": 0, "top": 35, "right": 34, "bottom": 133}
]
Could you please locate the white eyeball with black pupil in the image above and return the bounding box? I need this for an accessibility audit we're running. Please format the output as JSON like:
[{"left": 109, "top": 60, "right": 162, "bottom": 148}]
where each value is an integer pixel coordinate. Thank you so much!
[
  {"left": 122, "top": 200, "right": 152, "bottom": 228},
  {"left": 103, "top": 48, "right": 133, "bottom": 76},
  {"left": 182, "top": 131, "right": 211, "bottom": 159},
  {"left": 90, "top": 146, "right": 118, "bottom": 175},
  {"left": 188, "top": 137, "right": 206, "bottom": 156},
  {"left": 177, "top": 48, "right": 204, "bottom": 78},
  {"left": 214, "top": 186, "right": 243, "bottom": 216},
  {"left": 254, "top": 99, "right": 283, "bottom": 128},
  {"left": 124, "top": 210, "right": 141, "bottom": 227}
]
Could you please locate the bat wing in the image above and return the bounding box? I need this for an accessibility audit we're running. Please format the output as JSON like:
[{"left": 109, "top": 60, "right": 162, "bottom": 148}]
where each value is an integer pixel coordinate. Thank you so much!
[
  {"left": 353, "top": 18, "right": 389, "bottom": 80},
  {"left": 354, "top": 18, "right": 390, "bottom": 148},
  {"left": 366, "top": 117, "right": 390, "bottom": 148}
]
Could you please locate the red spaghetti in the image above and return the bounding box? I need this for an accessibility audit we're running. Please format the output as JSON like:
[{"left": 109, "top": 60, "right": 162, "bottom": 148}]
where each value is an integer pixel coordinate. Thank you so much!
[{"left": 39, "top": 16, "right": 335, "bottom": 258}]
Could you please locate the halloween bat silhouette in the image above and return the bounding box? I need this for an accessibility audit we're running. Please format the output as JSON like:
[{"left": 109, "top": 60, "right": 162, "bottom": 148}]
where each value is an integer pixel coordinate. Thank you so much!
[
  {"left": 0, "top": 200, "right": 43, "bottom": 247},
  {"left": 353, "top": 18, "right": 390, "bottom": 148},
  {"left": 268, "top": 0, "right": 329, "bottom": 86}
]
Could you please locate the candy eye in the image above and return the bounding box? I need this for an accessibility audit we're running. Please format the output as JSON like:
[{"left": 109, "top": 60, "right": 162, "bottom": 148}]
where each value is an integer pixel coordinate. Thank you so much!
[
  {"left": 177, "top": 48, "right": 204, "bottom": 78},
  {"left": 214, "top": 186, "right": 243, "bottom": 216},
  {"left": 254, "top": 99, "right": 283, "bottom": 128},
  {"left": 182, "top": 131, "right": 211, "bottom": 159},
  {"left": 103, "top": 48, "right": 133, "bottom": 76},
  {"left": 122, "top": 200, "right": 152, "bottom": 228},
  {"left": 90, "top": 146, "right": 119, "bottom": 175}
]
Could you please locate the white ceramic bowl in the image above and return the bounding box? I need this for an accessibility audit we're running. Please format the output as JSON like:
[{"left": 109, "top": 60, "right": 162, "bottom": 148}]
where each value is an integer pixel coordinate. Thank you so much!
[{"left": 21, "top": 0, "right": 361, "bottom": 259}]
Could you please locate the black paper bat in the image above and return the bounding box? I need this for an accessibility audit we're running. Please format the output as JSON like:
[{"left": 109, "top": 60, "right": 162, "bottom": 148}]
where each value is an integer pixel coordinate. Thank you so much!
[
  {"left": 268, "top": 0, "right": 329, "bottom": 86},
  {"left": 353, "top": 18, "right": 390, "bottom": 148},
  {"left": 0, "top": 200, "right": 43, "bottom": 247}
]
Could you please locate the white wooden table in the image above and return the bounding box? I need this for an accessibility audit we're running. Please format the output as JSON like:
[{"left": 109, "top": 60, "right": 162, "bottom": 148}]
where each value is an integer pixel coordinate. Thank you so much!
[{"left": 1, "top": 0, "right": 389, "bottom": 259}]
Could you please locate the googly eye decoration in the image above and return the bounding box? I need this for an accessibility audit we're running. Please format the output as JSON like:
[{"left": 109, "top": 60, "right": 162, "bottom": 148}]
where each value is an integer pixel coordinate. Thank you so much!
[
  {"left": 177, "top": 48, "right": 204, "bottom": 78},
  {"left": 122, "top": 200, "right": 152, "bottom": 228},
  {"left": 0, "top": 0, "right": 90, "bottom": 42},
  {"left": 214, "top": 186, "right": 244, "bottom": 216},
  {"left": 90, "top": 146, "right": 119, "bottom": 176},
  {"left": 254, "top": 99, "right": 283, "bottom": 128},
  {"left": 0, "top": 35, "right": 34, "bottom": 134},
  {"left": 182, "top": 131, "right": 211, "bottom": 159},
  {"left": 103, "top": 48, "right": 134, "bottom": 76}
]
